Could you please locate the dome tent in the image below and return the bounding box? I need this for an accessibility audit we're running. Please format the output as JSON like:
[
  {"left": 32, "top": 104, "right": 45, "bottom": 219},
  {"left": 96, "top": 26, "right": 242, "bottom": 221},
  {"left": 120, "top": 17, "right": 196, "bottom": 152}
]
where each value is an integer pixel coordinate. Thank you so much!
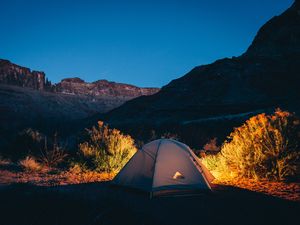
[{"left": 113, "top": 139, "right": 214, "bottom": 197}]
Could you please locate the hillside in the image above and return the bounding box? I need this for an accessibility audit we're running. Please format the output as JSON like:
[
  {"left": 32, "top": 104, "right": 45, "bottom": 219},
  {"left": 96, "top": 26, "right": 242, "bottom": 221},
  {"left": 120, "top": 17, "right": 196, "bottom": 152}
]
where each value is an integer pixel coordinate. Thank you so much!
[
  {"left": 0, "top": 60, "right": 159, "bottom": 154},
  {"left": 102, "top": 1, "right": 300, "bottom": 145}
]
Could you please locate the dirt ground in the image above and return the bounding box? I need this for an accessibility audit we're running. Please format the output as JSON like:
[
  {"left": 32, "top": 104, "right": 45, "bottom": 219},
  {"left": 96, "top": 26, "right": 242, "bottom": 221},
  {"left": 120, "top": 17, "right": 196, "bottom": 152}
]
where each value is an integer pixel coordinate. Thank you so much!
[
  {"left": 0, "top": 181, "right": 299, "bottom": 225},
  {"left": 1, "top": 164, "right": 299, "bottom": 202}
]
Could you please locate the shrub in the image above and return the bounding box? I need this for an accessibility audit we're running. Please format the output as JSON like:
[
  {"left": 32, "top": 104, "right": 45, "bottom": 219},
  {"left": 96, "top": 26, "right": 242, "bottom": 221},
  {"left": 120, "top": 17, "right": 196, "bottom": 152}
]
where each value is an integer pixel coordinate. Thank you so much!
[
  {"left": 78, "top": 121, "right": 137, "bottom": 173},
  {"left": 38, "top": 134, "right": 68, "bottom": 168},
  {"left": 203, "top": 109, "right": 300, "bottom": 181},
  {"left": 19, "top": 156, "right": 42, "bottom": 172}
]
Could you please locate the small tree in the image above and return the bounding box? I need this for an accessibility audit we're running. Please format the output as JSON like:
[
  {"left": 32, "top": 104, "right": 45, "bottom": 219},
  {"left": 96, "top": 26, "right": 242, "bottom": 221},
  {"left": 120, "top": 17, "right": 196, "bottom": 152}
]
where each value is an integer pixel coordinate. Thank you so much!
[{"left": 78, "top": 121, "right": 137, "bottom": 173}]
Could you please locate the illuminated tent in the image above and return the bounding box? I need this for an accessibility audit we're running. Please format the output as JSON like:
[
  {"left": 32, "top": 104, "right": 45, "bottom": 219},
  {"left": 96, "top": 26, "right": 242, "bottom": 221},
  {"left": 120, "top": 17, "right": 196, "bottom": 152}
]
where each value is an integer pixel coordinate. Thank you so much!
[{"left": 113, "top": 139, "right": 214, "bottom": 196}]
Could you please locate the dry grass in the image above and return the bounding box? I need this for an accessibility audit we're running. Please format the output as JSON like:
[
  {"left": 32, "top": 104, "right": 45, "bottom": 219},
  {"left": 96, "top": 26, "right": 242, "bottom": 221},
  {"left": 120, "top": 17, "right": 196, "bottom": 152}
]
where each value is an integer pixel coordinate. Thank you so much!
[
  {"left": 64, "top": 165, "right": 115, "bottom": 184},
  {"left": 19, "top": 156, "right": 43, "bottom": 172},
  {"left": 0, "top": 166, "right": 114, "bottom": 186}
]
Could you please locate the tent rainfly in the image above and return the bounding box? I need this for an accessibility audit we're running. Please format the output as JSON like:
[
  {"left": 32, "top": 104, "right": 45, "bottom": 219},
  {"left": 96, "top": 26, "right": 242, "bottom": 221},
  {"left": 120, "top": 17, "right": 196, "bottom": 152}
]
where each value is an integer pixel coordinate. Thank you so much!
[{"left": 113, "top": 139, "right": 214, "bottom": 197}]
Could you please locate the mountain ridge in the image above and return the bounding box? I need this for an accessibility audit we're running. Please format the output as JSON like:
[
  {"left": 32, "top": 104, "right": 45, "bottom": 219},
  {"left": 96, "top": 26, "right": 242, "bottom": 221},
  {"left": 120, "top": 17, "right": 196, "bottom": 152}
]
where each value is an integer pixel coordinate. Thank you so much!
[
  {"left": 0, "top": 59, "right": 159, "bottom": 97},
  {"left": 100, "top": 0, "right": 300, "bottom": 145},
  {"left": 0, "top": 59, "right": 159, "bottom": 154}
]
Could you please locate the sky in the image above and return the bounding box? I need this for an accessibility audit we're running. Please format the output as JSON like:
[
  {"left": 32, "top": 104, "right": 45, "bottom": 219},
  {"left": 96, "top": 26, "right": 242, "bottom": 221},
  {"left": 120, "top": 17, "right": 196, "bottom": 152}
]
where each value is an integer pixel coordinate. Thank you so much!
[{"left": 0, "top": 0, "right": 294, "bottom": 87}]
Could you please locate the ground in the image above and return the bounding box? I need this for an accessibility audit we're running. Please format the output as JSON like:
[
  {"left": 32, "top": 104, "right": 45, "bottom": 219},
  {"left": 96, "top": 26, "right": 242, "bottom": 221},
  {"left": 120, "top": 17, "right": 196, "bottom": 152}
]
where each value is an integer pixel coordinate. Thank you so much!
[
  {"left": 0, "top": 163, "right": 299, "bottom": 225},
  {"left": 0, "top": 181, "right": 299, "bottom": 225},
  {"left": 1, "top": 164, "right": 299, "bottom": 201},
  {"left": 213, "top": 179, "right": 300, "bottom": 202}
]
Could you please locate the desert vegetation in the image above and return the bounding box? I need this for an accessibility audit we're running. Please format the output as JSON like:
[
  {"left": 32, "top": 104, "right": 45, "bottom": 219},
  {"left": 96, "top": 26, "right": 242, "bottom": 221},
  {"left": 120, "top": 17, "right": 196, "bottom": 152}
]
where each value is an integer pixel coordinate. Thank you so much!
[
  {"left": 203, "top": 109, "right": 300, "bottom": 181},
  {"left": 0, "top": 121, "right": 137, "bottom": 185},
  {"left": 76, "top": 121, "right": 137, "bottom": 174},
  {"left": 0, "top": 110, "right": 299, "bottom": 201},
  {"left": 16, "top": 132, "right": 68, "bottom": 172}
]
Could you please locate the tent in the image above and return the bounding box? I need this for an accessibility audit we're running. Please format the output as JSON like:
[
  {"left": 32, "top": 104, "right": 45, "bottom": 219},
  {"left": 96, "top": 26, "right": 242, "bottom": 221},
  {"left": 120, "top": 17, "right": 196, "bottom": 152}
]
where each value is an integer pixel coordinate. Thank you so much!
[{"left": 113, "top": 139, "right": 214, "bottom": 196}]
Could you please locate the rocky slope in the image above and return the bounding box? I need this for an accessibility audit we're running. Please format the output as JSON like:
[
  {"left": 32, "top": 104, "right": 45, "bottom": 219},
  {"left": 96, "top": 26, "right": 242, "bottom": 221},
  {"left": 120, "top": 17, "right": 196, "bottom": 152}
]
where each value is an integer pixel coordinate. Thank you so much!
[
  {"left": 102, "top": 1, "right": 300, "bottom": 145},
  {"left": 0, "top": 60, "right": 159, "bottom": 155}
]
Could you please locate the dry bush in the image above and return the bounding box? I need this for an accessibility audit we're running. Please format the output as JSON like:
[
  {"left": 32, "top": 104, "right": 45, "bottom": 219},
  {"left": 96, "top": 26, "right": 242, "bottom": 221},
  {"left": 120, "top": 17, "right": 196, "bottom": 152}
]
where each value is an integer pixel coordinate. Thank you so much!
[
  {"left": 19, "top": 156, "right": 42, "bottom": 172},
  {"left": 78, "top": 121, "right": 137, "bottom": 173},
  {"left": 13, "top": 130, "right": 68, "bottom": 169},
  {"left": 203, "top": 109, "right": 300, "bottom": 181},
  {"left": 38, "top": 134, "right": 68, "bottom": 168}
]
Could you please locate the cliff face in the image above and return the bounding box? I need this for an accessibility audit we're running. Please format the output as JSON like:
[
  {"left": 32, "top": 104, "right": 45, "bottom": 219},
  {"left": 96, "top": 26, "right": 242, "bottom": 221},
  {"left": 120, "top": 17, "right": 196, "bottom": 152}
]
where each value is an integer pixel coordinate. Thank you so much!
[
  {"left": 54, "top": 78, "right": 159, "bottom": 98},
  {"left": 0, "top": 59, "right": 49, "bottom": 91},
  {"left": 0, "top": 60, "right": 159, "bottom": 99},
  {"left": 101, "top": 1, "right": 300, "bottom": 145}
]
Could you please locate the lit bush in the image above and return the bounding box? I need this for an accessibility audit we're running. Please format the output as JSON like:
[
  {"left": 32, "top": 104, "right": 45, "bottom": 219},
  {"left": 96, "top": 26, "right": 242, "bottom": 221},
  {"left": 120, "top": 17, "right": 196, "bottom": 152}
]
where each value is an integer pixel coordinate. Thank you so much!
[
  {"left": 203, "top": 109, "right": 300, "bottom": 181},
  {"left": 78, "top": 121, "right": 137, "bottom": 173}
]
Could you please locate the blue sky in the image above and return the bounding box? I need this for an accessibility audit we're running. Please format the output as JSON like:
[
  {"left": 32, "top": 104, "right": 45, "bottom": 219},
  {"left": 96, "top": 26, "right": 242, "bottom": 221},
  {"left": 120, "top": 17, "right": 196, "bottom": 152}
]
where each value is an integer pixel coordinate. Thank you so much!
[{"left": 0, "top": 0, "right": 294, "bottom": 87}]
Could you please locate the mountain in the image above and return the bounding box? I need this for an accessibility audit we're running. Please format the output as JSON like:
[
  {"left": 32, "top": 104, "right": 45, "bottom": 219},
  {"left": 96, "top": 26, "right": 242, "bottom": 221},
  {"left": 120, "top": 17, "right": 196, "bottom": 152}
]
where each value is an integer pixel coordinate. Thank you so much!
[
  {"left": 0, "top": 60, "right": 159, "bottom": 155},
  {"left": 102, "top": 1, "right": 300, "bottom": 146}
]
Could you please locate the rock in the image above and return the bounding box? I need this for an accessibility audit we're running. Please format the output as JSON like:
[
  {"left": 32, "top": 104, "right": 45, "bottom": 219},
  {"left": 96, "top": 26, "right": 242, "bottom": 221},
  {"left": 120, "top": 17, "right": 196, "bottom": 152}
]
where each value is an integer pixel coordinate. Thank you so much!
[
  {"left": 0, "top": 60, "right": 160, "bottom": 99},
  {"left": 54, "top": 78, "right": 159, "bottom": 98},
  {"left": 0, "top": 59, "right": 48, "bottom": 91}
]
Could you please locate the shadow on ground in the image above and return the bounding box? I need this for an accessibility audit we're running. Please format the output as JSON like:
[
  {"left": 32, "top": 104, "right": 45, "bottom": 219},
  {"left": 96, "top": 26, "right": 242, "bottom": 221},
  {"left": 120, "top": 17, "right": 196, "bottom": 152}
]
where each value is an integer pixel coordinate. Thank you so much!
[{"left": 0, "top": 182, "right": 299, "bottom": 225}]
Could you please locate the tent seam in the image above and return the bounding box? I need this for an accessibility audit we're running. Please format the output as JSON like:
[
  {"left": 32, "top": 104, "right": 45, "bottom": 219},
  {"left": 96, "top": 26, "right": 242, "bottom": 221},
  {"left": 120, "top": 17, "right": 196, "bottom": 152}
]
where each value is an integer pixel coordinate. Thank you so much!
[{"left": 150, "top": 139, "right": 162, "bottom": 197}]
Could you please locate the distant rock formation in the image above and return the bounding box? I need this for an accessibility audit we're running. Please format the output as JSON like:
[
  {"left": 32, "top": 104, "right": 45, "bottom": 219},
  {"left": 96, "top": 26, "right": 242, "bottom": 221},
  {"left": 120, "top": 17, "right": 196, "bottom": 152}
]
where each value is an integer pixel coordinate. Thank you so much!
[
  {"left": 0, "top": 59, "right": 50, "bottom": 91},
  {"left": 0, "top": 59, "right": 159, "bottom": 154},
  {"left": 0, "top": 59, "right": 159, "bottom": 99},
  {"left": 54, "top": 78, "right": 159, "bottom": 98}
]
